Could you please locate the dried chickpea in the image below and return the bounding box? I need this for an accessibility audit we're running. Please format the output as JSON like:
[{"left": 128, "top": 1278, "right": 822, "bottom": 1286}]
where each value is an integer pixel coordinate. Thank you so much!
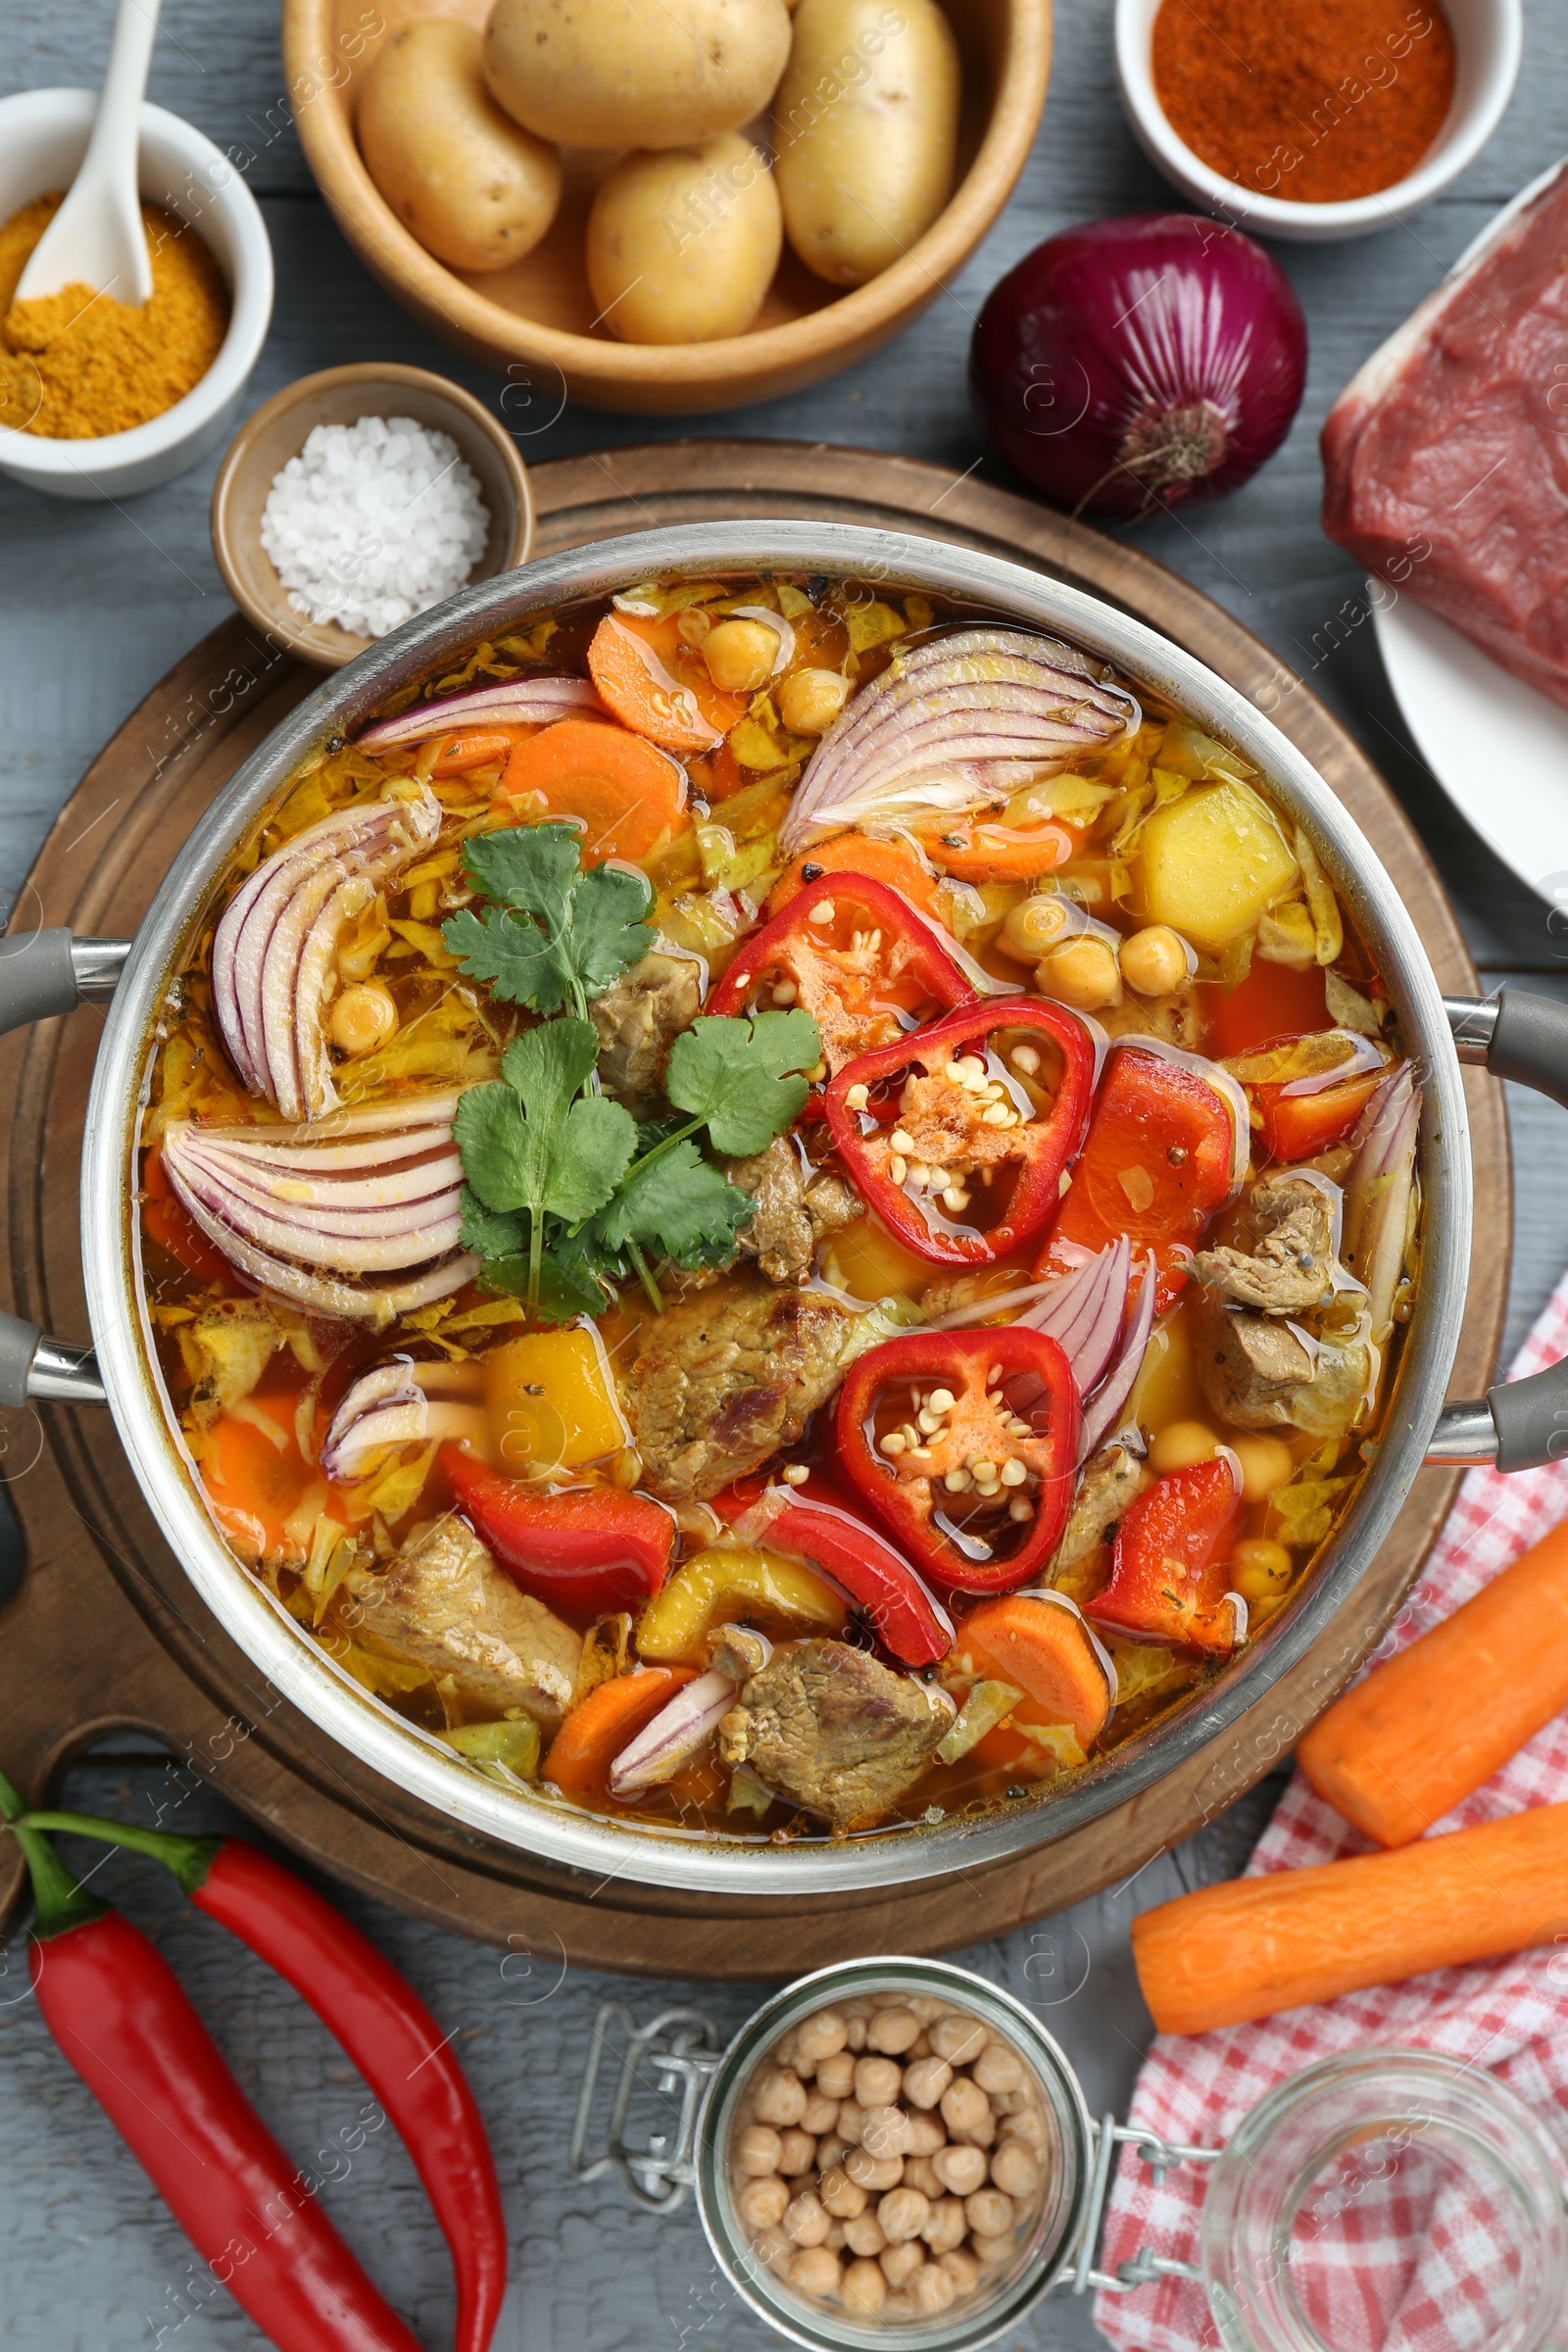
[
  {"left": 796, "top": 2007, "right": 850, "bottom": 2063},
  {"left": 854, "top": 2054, "right": 904, "bottom": 2108},
  {"left": 1230, "top": 1436, "right": 1295, "bottom": 1506},
  {"left": 818, "top": 2166, "right": 867, "bottom": 2219},
  {"left": 844, "top": 2145, "right": 904, "bottom": 2191},
  {"left": 836, "top": 2098, "right": 865, "bottom": 2146},
  {"left": 736, "top": 2175, "right": 791, "bottom": 2230},
  {"left": 867, "top": 2006, "right": 921, "bottom": 2054},
  {"left": 777, "top": 2129, "right": 817, "bottom": 2176},
  {"left": 801, "top": 2092, "right": 840, "bottom": 2135},
  {"left": 753, "top": 2068, "right": 808, "bottom": 2127},
  {"left": 846, "top": 2016, "right": 869, "bottom": 2051},
  {"left": 705, "top": 617, "right": 780, "bottom": 694},
  {"left": 940, "top": 2248, "right": 980, "bottom": 2296},
  {"left": 777, "top": 666, "right": 850, "bottom": 737},
  {"left": 965, "top": 2187, "right": 1015, "bottom": 2239},
  {"left": 991, "top": 2140, "right": 1042, "bottom": 2200},
  {"left": 921, "top": 2196, "right": 968, "bottom": 2253},
  {"left": 735, "top": 2124, "right": 783, "bottom": 2177},
  {"left": 824, "top": 2220, "right": 848, "bottom": 2252},
  {"left": 989, "top": 2087, "right": 1032, "bottom": 2115},
  {"left": 753, "top": 2225, "right": 793, "bottom": 2275},
  {"left": 1148, "top": 1419, "right": 1218, "bottom": 1476},
  {"left": 904, "top": 2110, "right": 947, "bottom": 2157},
  {"left": 783, "top": 2187, "right": 831, "bottom": 2246},
  {"left": 971, "top": 2230, "right": 1013, "bottom": 2270},
  {"left": 843, "top": 2211, "right": 887, "bottom": 2259},
  {"left": 1119, "top": 923, "right": 1190, "bottom": 998},
  {"left": 1036, "top": 933, "right": 1122, "bottom": 1012},
  {"left": 910, "top": 2263, "right": 957, "bottom": 2316},
  {"left": 877, "top": 2186, "right": 930, "bottom": 2243},
  {"left": 789, "top": 2245, "right": 842, "bottom": 2299},
  {"left": 906, "top": 2030, "right": 932, "bottom": 2060},
  {"left": 879, "top": 2241, "right": 925, "bottom": 2288},
  {"left": 999, "top": 2108, "right": 1047, "bottom": 2155},
  {"left": 928, "top": 2014, "right": 989, "bottom": 2066},
  {"left": 940, "top": 2078, "right": 992, "bottom": 2140},
  {"left": 815, "top": 2051, "right": 856, "bottom": 2099},
  {"left": 329, "top": 982, "right": 398, "bottom": 1058},
  {"left": 903, "top": 2055, "right": 953, "bottom": 2110},
  {"left": 816, "top": 2133, "right": 848, "bottom": 2174},
  {"left": 932, "top": 2142, "right": 989, "bottom": 2196},
  {"left": 973, "top": 2040, "right": 1025, "bottom": 2096},
  {"left": 901, "top": 2154, "right": 942, "bottom": 2199},
  {"left": 999, "top": 893, "right": 1071, "bottom": 963},
  {"left": 907, "top": 1996, "right": 949, "bottom": 2024},
  {"left": 841, "top": 2257, "right": 888, "bottom": 2315},
  {"left": 859, "top": 2103, "right": 912, "bottom": 2157}
]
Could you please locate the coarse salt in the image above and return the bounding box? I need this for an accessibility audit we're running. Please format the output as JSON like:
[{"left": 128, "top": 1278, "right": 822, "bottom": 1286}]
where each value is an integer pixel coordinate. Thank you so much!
[{"left": 260, "top": 413, "right": 490, "bottom": 639}]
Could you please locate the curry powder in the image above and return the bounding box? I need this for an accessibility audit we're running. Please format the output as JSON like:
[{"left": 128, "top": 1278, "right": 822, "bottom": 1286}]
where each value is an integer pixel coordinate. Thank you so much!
[{"left": 0, "top": 193, "right": 229, "bottom": 440}]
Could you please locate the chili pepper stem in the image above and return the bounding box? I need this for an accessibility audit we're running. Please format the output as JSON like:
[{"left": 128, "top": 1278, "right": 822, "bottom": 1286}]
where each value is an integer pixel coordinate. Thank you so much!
[
  {"left": 0, "top": 1770, "right": 109, "bottom": 1939},
  {"left": 17, "top": 1810, "right": 220, "bottom": 1897}
]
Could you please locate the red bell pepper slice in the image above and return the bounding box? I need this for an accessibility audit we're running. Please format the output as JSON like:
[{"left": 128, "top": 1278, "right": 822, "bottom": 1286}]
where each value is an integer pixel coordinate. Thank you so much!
[
  {"left": 1224, "top": 1030, "right": 1390, "bottom": 1164},
  {"left": 1036, "top": 1043, "right": 1239, "bottom": 1311},
  {"left": 835, "top": 1328, "right": 1080, "bottom": 1595},
  {"left": 825, "top": 999, "right": 1096, "bottom": 1269},
  {"left": 442, "top": 1444, "right": 673, "bottom": 1618},
  {"left": 1088, "top": 1455, "right": 1244, "bottom": 1656},
  {"left": 709, "top": 872, "right": 978, "bottom": 1078},
  {"left": 736, "top": 1485, "right": 955, "bottom": 1667}
]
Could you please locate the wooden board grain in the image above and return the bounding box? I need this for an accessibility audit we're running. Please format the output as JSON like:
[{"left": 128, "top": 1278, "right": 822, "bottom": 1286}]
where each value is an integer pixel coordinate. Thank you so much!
[{"left": 0, "top": 440, "right": 1510, "bottom": 1974}]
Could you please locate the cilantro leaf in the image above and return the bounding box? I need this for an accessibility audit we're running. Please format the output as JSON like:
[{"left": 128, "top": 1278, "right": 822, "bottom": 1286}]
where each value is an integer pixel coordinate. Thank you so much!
[
  {"left": 455, "top": 1019, "right": 636, "bottom": 1227},
  {"left": 478, "top": 1226, "right": 613, "bottom": 1324},
  {"left": 459, "top": 1186, "right": 525, "bottom": 1259},
  {"left": 596, "top": 1139, "right": 755, "bottom": 1268},
  {"left": 444, "top": 820, "right": 655, "bottom": 1016},
  {"left": 665, "top": 1009, "right": 822, "bottom": 1157}
]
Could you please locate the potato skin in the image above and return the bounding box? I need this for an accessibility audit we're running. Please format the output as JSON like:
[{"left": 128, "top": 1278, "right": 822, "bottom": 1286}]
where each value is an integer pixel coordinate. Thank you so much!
[
  {"left": 775, "top": 0, "right": 959, "bottom": 287},
  {"left": 359, "top": 20, "right": 562, "bottom": 272},
  {"left": 485, "top": 0, "right": 792, "bottom": 151},
  {"left": 587, "top": 133, "right": 783, "bottom": 343}
]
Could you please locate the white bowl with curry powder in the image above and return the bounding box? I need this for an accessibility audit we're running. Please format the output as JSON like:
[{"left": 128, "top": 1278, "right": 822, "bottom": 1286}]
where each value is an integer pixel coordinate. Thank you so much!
[{"left": 0, "top": 88, "right": 272, "bottom": 501}]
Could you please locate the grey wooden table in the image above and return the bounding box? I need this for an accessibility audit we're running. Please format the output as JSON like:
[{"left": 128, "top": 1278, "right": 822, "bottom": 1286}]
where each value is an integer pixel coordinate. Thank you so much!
[{"left": 4, "top": 5, "right": 1568, "bottom": 2347}]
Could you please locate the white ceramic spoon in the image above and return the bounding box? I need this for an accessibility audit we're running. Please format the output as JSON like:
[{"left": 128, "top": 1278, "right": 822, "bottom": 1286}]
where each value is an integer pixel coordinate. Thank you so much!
[{"left": 17, "top": 0, "right": 162, "bottom": 307}]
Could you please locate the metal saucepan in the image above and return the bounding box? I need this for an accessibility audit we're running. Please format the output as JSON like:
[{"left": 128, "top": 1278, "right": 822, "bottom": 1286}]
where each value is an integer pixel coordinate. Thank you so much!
[{"left": 3, "top": 523, "right": 1566, "bottom": 1898}]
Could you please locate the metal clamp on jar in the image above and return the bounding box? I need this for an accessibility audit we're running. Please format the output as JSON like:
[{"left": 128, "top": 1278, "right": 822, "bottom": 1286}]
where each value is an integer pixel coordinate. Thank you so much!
[{"left": 569, "top": 1959, "right": 1568, "bottom": 2352}]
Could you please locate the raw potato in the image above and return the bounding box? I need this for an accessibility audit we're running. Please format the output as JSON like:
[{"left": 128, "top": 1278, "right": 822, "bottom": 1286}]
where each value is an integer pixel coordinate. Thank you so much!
[
  {"left": 484, "top": 0, "right": 792, "bottom": 152},
  {"left": 358, "top": 21, "right": 561, "bottom": 273},
  {"left": 774, "top": 0, "right": 959, "bottom": 287},
  {"left": 1137, "top": 781, "right": 1300, "bottom": 953},
  {"left": 587, "top": 134, "right": 783, "bottom": 344}
]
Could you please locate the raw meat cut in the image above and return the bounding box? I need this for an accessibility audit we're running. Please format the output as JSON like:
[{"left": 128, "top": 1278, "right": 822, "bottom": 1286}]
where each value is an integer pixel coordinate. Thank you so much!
[{"left": 1321, "top": 165, "right": 1568, "bottom": 711}]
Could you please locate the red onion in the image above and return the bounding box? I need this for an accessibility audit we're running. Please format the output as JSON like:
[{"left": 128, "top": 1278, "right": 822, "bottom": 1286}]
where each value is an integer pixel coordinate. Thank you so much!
[
  {"left": 1078, "top": 1251, "right": 1158, "bottom": 1457},
  {"left": 1341, "top": 1063, "right": 1421, "bottom": 1340},
  {"left": 971, "top": 215, "right": 1307, "bottom": 519},
  {"left": 322, "top": 1358, "right": 485, "bottom": 1481},
  {"left": 1016, "top": 1239, "right": 1131, "bottom": 1399},
  {"left": 355, "top": 673, "right": 601, "bottom": 752},
  {"left": 609, "top": 1670, "right": 737, "bottom": 1795},
  {"left": 779, "top": 629, "right": 1139, "bottom": 855}
]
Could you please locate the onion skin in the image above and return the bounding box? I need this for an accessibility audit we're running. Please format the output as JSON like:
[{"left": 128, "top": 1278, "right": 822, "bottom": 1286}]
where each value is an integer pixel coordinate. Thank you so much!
[{"left": 970, "top": 215, "right": 1307, "bottom": 519}]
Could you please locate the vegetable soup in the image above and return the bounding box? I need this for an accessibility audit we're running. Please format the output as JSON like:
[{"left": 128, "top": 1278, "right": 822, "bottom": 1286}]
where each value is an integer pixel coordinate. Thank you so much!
[{"left": 135, "top": 571, "right": 1421, "bottom": 1843}]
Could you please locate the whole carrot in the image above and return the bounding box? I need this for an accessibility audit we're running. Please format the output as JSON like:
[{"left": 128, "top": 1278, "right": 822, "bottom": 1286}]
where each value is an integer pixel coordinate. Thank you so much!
[
  {"left": 1133, "top": 1799, "right": 1568, "bottom": 2034},
  {"left": 1298, "top": 1516, "right": 1568, "bottom": 1845}
]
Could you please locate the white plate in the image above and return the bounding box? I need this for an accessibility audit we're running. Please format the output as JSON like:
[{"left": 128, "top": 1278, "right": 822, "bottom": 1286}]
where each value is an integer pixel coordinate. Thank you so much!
[{"left": 1369, "top": 160, "right": 1568, "bottom": 908}]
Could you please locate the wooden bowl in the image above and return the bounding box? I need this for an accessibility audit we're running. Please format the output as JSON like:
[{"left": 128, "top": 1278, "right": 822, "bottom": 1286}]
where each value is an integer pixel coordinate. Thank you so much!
[
  {"left": 280, "top": 0, "right": 1052, "bottom": 416},
  {"left": 209, "top": 361, "right": 534, "bottom": 667}
]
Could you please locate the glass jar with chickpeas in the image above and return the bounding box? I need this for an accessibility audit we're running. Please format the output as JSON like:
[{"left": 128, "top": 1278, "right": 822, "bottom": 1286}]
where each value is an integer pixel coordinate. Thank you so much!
[{"left": 695, "top": 1960, "right": 1089, "bottom": 2351}]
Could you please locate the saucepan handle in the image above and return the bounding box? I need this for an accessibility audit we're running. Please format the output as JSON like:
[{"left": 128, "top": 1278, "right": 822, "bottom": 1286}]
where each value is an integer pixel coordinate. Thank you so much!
[
  {"left": 0, "top": 930, "right": 130, "bottom": 1408},
  {"left": 1428, "top": 990, "right": 1568, "bottom": 1472}
]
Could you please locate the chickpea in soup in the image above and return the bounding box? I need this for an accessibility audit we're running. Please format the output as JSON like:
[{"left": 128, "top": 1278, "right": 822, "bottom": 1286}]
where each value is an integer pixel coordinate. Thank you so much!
[{"left": 135, "top": 572, "right": 1421, "bottom": 1841}]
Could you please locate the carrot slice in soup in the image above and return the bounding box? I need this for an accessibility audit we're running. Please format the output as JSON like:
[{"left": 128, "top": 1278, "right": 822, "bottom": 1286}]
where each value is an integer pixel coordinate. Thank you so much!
[
  {"left": 766, "top": 834, "right": 947, "bottom": 921},
  {"left": 430, "top": 730, "right": 520, "bottom": 776},
  {"left": 542, "top": 1667, "right": 695, "bottom": 1803},
  {"left": 915, "top": 818, "right": 1073, "bottom": 884},
  {"left": 960, "top": 1594, "right": 1112, "bottom": 1747},
  {"left": 499, "top": 718, "right": 690, "bottom": 862},
  {"left": 587, "top": 615, "right": 734, "bottom": 752},
  {"left": 203, "top": 1402, "right": 313, "bottom": 1560}
]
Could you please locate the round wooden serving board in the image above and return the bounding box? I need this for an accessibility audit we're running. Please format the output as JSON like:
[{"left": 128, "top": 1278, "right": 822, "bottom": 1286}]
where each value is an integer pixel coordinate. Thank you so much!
[{"left": 0, "top": 441, "right": 1509, "bottom": 1977}]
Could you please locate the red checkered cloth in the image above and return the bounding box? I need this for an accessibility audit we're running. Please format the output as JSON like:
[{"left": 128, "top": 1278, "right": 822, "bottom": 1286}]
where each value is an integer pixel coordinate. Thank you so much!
[{"left": 1094, "top": 1268, "right": 1568, "bottom": 2352}]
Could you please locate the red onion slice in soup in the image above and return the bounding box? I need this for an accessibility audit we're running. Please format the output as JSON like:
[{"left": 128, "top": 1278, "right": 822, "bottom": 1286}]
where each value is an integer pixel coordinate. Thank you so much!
[
  {"left": 354, "top": 673, "right": 601, "bottom": 752},
  {"left": 609, "top": 1671, "right": 738, "bottom": 1795}
]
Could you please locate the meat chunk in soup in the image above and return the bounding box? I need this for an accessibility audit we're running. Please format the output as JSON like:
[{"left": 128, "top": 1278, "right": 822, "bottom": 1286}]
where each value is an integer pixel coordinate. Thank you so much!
[
  {"left": 348, "top": 1514, "right": 581, "bottom": 1728},
  {"left": 720, "top": 1639, "right": 951, "bottom": 1833},
  {"left": 1192, "top": 1174, "right": 1336, "bottom": 1315},
  {"left": 626, "top": 1277, "right": 861, "bottom": 1502},
  {"left": 726, "top": 1136, "right": 859, "bottom": 1285},
  {"left": 1048, "top": 1444, "right": 1152, "bottom": 1580},
  {"left": 590, "top": 951, "right": 703, "bottom": 1115}
]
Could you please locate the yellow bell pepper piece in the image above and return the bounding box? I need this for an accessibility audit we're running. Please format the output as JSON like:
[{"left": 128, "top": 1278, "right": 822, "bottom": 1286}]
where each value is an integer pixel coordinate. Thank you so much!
[
  {"left": 485, "top": 1328, "right": 628, "bottom": 1473},
  {"left": 636, "top": 1545, "right": 848, "bottom": 1667}
]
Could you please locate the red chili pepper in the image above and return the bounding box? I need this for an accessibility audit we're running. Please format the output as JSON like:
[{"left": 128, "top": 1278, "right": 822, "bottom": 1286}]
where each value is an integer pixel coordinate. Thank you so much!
[
  {"left": 1036, "top": 1043, "right": 1238, "bottom": 1310},
  {"left": 1087, "top": 1456, "right": 1244, "bottom": 1655},
  {"left": 444, "top": 1442, "right": 674, "bottom": 1616},
  {"left": 709, "top": 872, "right": 978, "bottom": 1082},
  {"left": 835, "top": 1328, "right": 1080, "bottom": 1594},
  {"left": 825, "top": 999, "right": 1095, "bottom": 1268},
  {"left": 737, "top": 1485, "right": 954, "bottom": 1666},
  {"left": 11, "top": 1803, "right": 508, "bottom": 2352},
  {"left": 0, "top": 1782, "right": 429, "bottom": 2352}
]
